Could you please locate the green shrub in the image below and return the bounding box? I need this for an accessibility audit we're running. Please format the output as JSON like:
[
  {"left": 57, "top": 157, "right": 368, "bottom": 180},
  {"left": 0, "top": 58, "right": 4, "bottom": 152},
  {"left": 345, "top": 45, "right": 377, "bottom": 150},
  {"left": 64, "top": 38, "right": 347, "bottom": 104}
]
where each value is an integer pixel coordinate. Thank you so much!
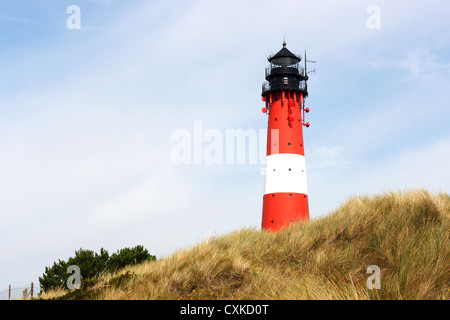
[
  {"left": 39, "top": 259, "right": 69, "bottom": 292},
  {"left": 39, "top": 245, "right": 155, "bottom": 294},
  {"left": 106, "top": 245, "right": 156, "bottom": 272}
]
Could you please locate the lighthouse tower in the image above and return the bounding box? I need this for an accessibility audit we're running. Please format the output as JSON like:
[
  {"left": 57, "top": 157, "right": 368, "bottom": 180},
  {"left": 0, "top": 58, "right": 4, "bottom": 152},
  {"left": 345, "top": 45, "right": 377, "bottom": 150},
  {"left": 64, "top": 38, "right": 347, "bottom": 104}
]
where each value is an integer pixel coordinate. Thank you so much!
[{"left": 261, "top": 42, "right": 311, "bottom": 231}]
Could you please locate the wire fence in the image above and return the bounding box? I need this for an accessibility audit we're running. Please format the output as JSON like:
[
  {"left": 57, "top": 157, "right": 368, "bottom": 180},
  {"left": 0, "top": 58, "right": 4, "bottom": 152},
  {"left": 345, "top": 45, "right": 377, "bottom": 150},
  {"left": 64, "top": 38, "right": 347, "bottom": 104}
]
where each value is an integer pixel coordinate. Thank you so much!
[{"left": 0, "top": 284, "right": 40, "bottom": 300}]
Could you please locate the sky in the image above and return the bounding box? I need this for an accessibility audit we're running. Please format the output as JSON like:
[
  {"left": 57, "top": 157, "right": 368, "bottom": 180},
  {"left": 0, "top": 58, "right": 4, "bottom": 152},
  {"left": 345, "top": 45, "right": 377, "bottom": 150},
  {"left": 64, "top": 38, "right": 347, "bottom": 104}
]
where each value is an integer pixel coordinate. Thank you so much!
[{"left": 0, "top": 0, "right": 449, "bottom": 298}]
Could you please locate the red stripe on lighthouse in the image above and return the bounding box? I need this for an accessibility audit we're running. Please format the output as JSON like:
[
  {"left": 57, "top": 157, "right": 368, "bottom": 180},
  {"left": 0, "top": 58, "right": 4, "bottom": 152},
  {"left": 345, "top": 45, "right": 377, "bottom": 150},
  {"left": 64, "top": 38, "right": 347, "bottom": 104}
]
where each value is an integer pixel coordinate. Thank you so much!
[
  {"left": 262, "top": 193, "right": 309, "bottom": 231},
  {"left": 266, "top": 92, "right": 305, "bottom": 156}
]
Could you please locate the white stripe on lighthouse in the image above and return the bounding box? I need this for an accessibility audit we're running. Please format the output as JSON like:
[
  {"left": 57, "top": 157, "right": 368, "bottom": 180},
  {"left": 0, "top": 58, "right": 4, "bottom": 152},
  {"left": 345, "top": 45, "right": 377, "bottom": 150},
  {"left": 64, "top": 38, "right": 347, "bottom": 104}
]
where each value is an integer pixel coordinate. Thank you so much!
[{"left": 264, "top": 153, "right": 308, "bottom": 195}]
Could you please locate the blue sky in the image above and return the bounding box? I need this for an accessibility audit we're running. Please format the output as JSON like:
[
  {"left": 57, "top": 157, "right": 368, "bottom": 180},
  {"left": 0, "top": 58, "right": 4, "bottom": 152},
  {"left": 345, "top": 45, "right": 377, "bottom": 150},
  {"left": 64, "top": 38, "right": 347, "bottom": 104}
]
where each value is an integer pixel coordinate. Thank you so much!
[{"left": 1, "top": 0, "right": 449, "bottom": 297}]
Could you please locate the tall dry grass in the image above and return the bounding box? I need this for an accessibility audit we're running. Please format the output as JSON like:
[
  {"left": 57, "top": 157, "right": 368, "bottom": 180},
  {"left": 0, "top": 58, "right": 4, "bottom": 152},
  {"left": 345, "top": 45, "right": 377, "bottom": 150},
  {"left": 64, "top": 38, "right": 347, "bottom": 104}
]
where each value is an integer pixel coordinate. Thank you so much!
[{"left": 41, "top": 189, "right": 449, "bottom": 300}]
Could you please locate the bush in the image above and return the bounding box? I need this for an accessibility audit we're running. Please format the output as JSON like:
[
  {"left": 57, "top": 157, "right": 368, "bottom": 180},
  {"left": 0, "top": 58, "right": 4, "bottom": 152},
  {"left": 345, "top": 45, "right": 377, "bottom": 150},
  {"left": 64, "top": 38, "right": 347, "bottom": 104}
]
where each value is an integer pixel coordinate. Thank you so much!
[
  {"left": 67, "top": 248, "right": 110, "bottom": 280},
  {"left": 106, "top": 245, "right": 156, "bottom": 272},
  {"left": 39, "top": 245, "right": 156, "bottom": 293},
  {"left": 39, "top": 259, "right": 69, "bottom": 292}
]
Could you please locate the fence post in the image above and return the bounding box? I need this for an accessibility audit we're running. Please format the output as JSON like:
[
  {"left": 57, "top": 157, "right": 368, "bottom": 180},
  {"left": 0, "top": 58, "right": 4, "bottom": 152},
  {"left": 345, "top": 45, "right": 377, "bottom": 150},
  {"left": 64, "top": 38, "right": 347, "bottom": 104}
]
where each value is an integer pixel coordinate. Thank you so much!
[
  {"left": 23, "top": 288, "right": 28, "bottom": 300},
  {"left": 31, "top": 282, "right": 34, "bottom": 299},
  {"left": 8, "top": 284, "right": 11, "bottom": 300}
]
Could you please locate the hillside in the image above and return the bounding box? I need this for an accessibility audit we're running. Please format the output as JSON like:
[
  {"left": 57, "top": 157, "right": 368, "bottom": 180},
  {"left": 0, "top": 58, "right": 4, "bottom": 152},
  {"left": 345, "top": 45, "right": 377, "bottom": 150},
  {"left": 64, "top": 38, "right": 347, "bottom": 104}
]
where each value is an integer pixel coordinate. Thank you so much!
[{"left": 42, "top": 189, "right": 449, "bottom": 300}]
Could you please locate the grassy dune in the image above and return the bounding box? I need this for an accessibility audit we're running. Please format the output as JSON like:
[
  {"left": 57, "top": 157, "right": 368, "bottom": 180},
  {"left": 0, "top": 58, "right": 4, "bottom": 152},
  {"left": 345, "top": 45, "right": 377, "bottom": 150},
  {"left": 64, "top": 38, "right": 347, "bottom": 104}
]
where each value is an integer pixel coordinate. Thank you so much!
[{"left": 42, "top": 189, "right": 449, "bottom": 300}]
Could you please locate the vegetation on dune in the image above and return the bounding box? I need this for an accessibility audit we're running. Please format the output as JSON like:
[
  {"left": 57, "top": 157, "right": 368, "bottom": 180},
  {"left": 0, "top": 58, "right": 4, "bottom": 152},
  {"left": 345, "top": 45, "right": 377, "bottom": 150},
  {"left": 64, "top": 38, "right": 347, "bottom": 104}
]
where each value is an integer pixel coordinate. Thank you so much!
[
  {"left": 39, "top": 245, "right": 156, "bottom": 296},
  {"left": 40, "top": 190, "right": 449, "bottom": 300}
]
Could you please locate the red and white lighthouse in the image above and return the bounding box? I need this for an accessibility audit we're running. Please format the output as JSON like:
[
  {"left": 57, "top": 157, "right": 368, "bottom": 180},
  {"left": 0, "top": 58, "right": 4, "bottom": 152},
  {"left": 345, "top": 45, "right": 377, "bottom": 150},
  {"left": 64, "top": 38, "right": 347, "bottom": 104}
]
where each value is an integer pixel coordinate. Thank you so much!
[{"left": 261, "top": 42, "right": 311, "bottom": 232}]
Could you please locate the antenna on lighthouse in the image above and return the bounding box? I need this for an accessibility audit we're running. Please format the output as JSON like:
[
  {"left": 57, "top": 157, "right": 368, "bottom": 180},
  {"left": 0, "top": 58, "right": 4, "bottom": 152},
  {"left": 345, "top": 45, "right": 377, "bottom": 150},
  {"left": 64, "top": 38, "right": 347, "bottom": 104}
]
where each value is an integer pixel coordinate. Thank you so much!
[{"left": 304, "top": 51, "right": 317, "bottom": 79}]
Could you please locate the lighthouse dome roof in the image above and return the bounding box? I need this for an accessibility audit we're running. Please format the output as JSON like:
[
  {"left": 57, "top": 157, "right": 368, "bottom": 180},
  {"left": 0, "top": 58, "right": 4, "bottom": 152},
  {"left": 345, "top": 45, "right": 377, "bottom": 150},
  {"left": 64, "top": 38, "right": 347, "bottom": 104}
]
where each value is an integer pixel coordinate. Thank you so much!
[{"left": 268, "top": 42, "right": 301, "bottom": 66}]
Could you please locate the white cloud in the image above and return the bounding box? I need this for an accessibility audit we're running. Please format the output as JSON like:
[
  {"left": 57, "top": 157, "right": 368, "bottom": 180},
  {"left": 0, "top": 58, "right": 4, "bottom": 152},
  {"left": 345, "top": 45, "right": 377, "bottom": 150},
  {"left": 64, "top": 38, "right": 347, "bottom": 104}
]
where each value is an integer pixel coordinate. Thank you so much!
[
  {"left": 371, "top": 137, "right": 450, "bottom": 192},
  {"left": 308, "top": 146, "right": 343, "bottom": 170}
]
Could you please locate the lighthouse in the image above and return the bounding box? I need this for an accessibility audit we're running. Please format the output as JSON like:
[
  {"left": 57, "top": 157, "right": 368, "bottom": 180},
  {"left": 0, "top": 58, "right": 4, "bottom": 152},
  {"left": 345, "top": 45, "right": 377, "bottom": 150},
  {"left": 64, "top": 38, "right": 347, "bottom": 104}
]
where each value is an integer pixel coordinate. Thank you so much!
[{"left": 261, "top": 42, "right": 311, "bottom": 232}]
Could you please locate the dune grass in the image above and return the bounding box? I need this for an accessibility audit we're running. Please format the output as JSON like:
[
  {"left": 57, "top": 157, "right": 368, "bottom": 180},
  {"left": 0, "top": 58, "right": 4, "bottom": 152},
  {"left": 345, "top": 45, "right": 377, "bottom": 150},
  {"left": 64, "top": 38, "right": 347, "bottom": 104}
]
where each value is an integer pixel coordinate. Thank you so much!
[{"left": 41, "top": 189, "right": 449, "bottom": 300}]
